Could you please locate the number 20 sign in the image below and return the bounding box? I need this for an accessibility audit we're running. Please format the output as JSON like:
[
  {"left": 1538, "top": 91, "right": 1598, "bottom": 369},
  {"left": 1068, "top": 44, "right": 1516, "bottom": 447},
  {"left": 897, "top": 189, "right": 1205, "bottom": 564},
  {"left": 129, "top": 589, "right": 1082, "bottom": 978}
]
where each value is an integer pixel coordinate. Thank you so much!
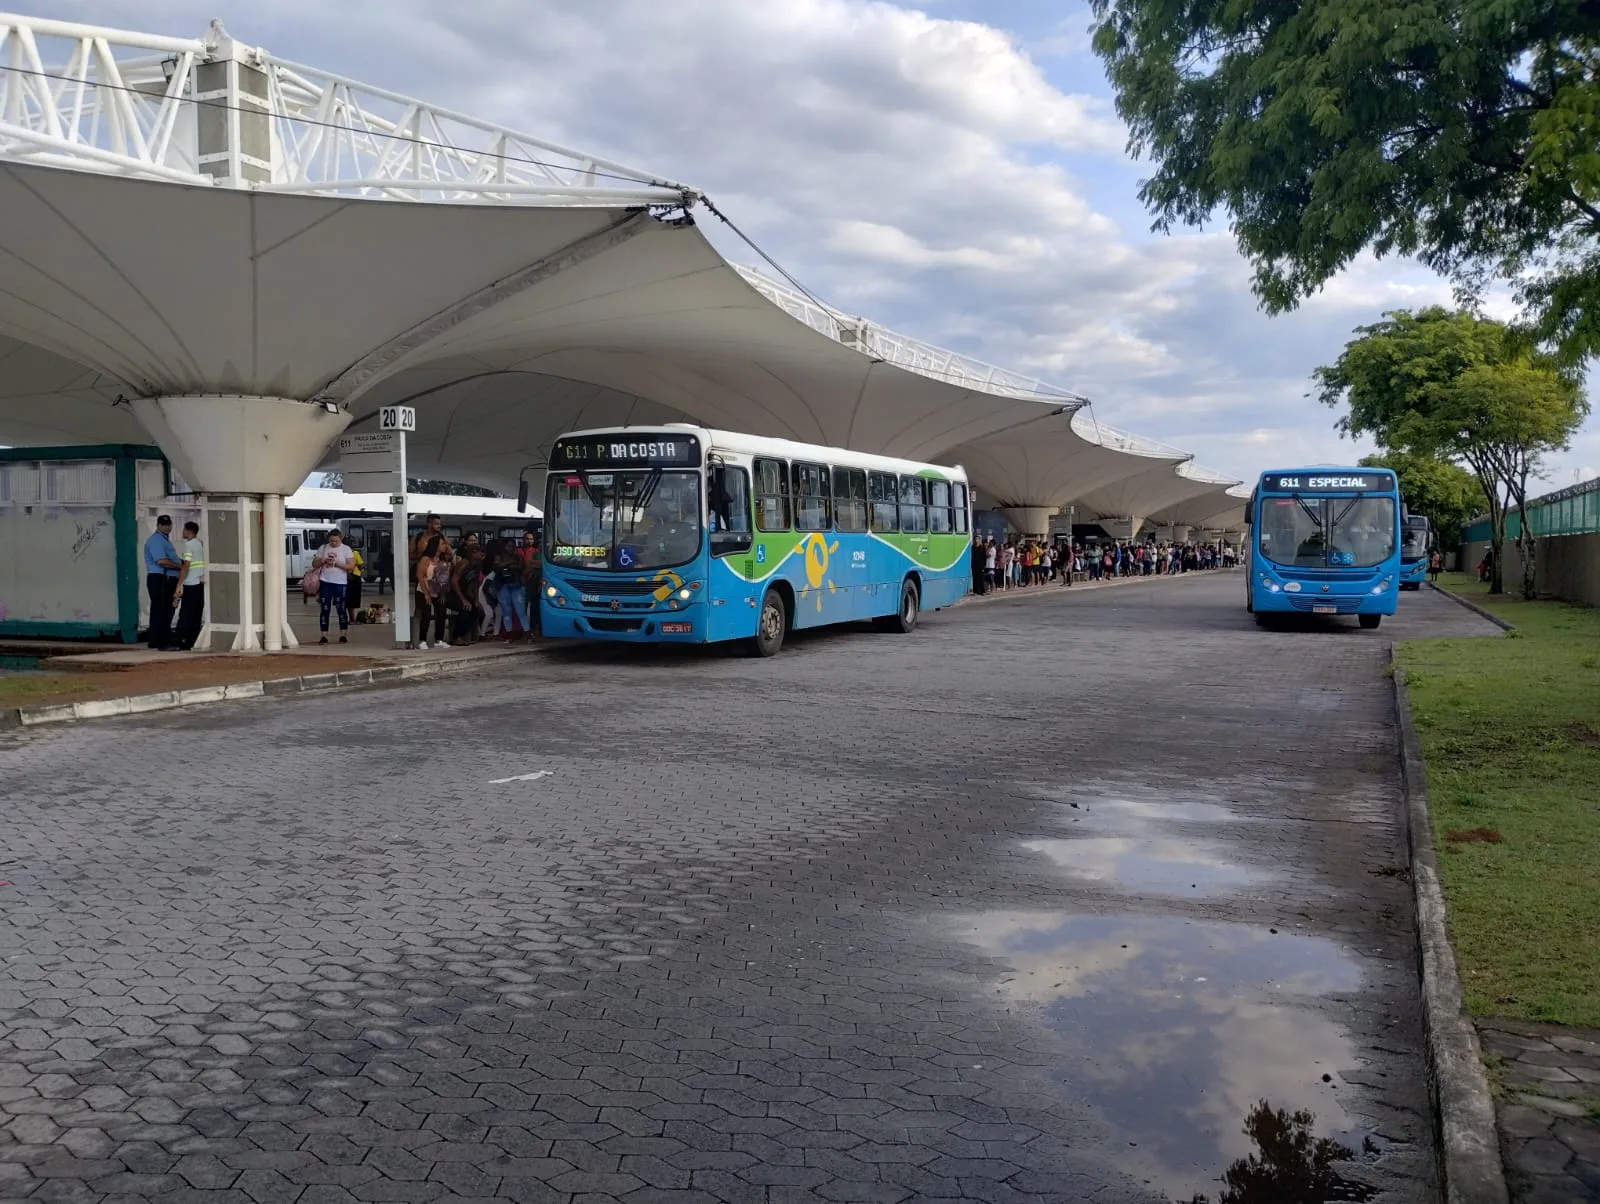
[{"left": 379, "top": 405, "right": 416, "bottom": 432}]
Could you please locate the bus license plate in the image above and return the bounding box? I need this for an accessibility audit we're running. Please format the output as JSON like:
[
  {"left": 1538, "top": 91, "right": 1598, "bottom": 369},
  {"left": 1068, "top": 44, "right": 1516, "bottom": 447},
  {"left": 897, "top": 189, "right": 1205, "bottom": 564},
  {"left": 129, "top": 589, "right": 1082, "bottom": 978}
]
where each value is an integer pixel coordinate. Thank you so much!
[
  {"left": 660, "top": 622, "right": 692, "bottom": 633},
  {"left": 1313, "top": 605, "right": 1337, "bottom": 614}
]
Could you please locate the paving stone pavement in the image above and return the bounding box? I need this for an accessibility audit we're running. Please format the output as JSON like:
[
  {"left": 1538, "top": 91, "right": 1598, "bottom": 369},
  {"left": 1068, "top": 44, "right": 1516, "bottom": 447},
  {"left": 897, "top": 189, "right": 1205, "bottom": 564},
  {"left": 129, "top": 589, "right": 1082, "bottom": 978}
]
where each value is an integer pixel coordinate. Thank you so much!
[
  {"left": 0, "top": 573, "right": 1495, "bottom": 1202},
  {"left": 1479, "top": 1020, "right": 1600, "bottom": 1203}
]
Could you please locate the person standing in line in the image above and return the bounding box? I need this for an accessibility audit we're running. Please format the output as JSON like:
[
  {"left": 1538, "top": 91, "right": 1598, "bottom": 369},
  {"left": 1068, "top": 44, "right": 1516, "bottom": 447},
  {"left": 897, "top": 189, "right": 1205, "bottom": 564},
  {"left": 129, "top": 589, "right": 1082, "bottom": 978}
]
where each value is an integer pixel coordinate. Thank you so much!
[
  {"left": 347, "top": 542, "right": 365, "bottom": 614},
  {"left": 500, "top": 529, "right": 536, "bottom": 639},
  {"left": 314, "top": 528, "right": 355, "bottom": 644},
  {"left": 375, "top": 542, "right": 394, "bottom": 595},
  {"left": 171, "top": 521, "right": 207, "bottom": 651},
  {"left": 409, "top": 513, "right": 445, "bottom": 564},
  {"left": 143, "top": 515, "right": 183, "bottom": 650},
  {"left": 414, "top": 536, "right": 452, "bottom": 649},
  {"left": 450, "top": 544, "right": 486, "bottom": 645}
]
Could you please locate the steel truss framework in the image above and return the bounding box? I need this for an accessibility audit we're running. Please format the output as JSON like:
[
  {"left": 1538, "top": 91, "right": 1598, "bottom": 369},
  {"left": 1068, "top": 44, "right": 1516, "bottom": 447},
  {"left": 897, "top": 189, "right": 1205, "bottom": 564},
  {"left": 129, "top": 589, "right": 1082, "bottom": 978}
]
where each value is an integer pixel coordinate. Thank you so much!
[{"left": 0, "top": 13, "right": 691, "bottom": 204}]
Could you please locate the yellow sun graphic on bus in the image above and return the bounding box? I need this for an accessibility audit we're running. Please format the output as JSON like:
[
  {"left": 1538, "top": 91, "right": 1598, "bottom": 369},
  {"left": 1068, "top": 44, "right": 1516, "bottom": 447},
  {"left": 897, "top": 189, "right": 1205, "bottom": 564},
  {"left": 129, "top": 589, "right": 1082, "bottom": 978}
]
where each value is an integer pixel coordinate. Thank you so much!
[{"left": 799, "top": 532, "right": 841, "bottom": 612}]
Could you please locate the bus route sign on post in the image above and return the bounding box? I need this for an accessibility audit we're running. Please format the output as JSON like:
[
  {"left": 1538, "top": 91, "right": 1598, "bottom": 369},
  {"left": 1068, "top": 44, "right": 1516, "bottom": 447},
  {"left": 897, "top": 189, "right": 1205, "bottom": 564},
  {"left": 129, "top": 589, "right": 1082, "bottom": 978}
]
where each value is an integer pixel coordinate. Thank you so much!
[{"left": 380, "top": 407, "right": 415, "bottom": 648}]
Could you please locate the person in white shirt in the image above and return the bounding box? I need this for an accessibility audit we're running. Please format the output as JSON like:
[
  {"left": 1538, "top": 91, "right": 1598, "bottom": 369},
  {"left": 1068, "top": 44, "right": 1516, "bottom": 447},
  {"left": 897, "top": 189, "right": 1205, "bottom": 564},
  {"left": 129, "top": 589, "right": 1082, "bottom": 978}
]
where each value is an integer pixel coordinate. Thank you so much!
[
  {"left": 314, "top": 528, "right": 356, "bottom": 644},
  {"left": 172, "top": 521, "right": 207, "bottom": 650}
]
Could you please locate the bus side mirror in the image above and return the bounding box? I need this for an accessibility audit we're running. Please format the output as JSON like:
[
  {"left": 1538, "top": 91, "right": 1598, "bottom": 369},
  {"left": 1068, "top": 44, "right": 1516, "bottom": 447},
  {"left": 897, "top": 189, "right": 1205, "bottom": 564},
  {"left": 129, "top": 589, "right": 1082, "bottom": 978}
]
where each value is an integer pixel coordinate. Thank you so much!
[{"left": 517, "top": 478, "right": 529, "bottom": 513}]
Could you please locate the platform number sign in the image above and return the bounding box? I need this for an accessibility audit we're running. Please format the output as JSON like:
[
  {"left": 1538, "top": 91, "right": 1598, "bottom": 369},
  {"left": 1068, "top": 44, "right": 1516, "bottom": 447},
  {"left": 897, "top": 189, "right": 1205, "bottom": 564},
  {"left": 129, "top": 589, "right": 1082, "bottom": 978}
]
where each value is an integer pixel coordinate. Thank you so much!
[{"left": 379, "top": 405, "right": 416, "bottom": 433}]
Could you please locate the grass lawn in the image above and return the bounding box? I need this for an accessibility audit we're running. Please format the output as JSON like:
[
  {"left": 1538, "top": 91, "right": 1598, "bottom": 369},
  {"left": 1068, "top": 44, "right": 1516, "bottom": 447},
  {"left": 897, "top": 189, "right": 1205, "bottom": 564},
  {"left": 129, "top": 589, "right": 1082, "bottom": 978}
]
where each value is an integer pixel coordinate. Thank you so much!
[
  {"left": 0, "top": 673, "right": 95, "bottom": 706},
  {"left": 1397, "top": 572, "right": 1600, "bottom": 1027}
]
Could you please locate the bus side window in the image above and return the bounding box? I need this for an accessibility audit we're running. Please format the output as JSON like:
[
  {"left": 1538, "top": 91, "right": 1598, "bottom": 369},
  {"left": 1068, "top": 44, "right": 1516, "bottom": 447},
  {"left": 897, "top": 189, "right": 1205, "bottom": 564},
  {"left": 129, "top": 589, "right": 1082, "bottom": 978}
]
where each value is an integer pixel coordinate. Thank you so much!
[
  {"left": 710, "top": 464, "right": 753, "bottom": 557},
  {"left": 899, "top": 476, "right": 927, "bottom": 533},
  {"left": 792, "top": 462, "right": 831, "bottom": 532},
  {"left": 928, "top": 480, "right": 952, "bottom": 533},
  {"left": 868, "top": 471, "right": 899, "bottom": 532},
  {"left": 754, "top": 457, "right": 790, "bottom": 532},
  {"left": 833, "top": 468, "right": 867, "bottom": 532},
  {"left": 952, "top": 483, "right": 968, "bottom": 533}
]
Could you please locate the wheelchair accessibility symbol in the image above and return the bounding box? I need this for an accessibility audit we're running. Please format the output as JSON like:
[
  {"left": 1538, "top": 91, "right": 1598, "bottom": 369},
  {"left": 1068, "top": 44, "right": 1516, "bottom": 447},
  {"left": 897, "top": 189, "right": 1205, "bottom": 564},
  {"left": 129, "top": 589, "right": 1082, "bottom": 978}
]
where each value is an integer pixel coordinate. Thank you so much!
[
  {"left": 755, "top": 546, "right": 766, "bottom": 564},
  {"left": 617, "top": 546, "right": 638, "bottom": 569}
]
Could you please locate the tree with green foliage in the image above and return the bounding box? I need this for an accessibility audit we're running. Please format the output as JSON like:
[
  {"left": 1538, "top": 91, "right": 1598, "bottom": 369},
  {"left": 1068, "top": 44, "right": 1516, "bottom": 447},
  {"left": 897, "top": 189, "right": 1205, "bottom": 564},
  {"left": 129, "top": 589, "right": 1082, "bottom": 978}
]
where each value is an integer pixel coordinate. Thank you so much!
[
  {"left": 1357, "top": 451, "right": 1481, "bottom": 552},
  {"left": 1315, "top": 308, "right": 1586, "bottom": 597},
  {"left": 1185, "top": 1099, "right": 1374, "bottom": 1204},
  {"left": 1089, "top": 0, "right": 1600, "bottom": 362}
]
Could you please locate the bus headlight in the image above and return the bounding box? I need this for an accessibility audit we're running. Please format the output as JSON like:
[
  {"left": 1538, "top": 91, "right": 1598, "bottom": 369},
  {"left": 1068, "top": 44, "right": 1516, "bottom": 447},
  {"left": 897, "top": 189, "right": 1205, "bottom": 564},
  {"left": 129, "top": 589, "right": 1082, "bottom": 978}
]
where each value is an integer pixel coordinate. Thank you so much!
[
  {"left": 1283, "top": 581, "right": 1302, "bottom": 593},
  {"left": 678, "top": 588, "right": 692, "bottom": 600},
  {"left": 1259, "top": 575, "right": 1281, "bottom": 593},
  {"left": 545, "top": 585, "right": 558, "bottom": 598},
  {"left": 1372, "top": 577, "right": 1393, "bottom": 595}
]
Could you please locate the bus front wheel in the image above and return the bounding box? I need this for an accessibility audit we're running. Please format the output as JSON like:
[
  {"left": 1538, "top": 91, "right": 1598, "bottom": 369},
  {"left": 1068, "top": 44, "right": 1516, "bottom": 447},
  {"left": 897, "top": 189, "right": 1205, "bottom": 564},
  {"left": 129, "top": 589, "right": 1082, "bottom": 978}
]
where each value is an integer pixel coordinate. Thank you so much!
[
  {"left": 1359, "top": 613, "right": 1382, "bottom": 630},
  {"left": 878, "top": 579, "right": 919, "bottom": 634},
  {"left": 752, "top": 589, "right": 788, "bottom": 657}
]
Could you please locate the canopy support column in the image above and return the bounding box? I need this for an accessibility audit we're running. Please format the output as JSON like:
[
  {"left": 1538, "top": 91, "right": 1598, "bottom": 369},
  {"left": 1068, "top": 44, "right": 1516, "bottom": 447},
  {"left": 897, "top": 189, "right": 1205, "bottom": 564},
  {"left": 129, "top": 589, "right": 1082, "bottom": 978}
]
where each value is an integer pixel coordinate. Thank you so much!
[
  {"left": 131, "top": 395, "right": 349, "bottom": 651},
  {"left": 998, "top": 506, "right": 1057, "bottom": 539}
]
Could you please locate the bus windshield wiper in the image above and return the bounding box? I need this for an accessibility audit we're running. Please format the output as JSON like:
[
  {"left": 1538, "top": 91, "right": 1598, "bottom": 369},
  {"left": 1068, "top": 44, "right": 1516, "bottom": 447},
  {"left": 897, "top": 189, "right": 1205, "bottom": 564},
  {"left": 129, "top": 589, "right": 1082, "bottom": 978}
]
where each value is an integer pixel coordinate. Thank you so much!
[
  {"left": 631, "top": 468, "right": 662, "bottom": 520},
  {"left": 1292, "top": 494, "right": 1324, "bottom": 529}
]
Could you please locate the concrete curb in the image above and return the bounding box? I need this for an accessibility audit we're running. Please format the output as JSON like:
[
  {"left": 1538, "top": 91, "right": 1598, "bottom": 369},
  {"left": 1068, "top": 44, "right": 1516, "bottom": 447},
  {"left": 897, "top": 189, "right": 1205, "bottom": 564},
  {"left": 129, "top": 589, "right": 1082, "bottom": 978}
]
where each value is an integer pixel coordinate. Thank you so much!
[
  {"left": 1, "top": 652, "right": 528, "bottom": 731},
  {"left": 1427, "top": 582, "right": 1515, "bottom": 631},
  {"left": 1392, "top": 662, "right": 1510, "bottom": 1204}
]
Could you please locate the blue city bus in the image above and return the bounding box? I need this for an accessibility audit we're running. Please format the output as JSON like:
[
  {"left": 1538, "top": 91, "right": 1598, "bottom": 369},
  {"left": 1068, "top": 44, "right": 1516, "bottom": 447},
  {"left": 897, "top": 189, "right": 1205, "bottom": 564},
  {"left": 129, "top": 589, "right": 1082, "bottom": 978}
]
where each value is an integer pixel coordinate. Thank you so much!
[
  {"left": 1245, "top": 468, "right": 1402, "bottom": 629},
  {"left": 1400, "top": 513, "right": 1431, "bottom": 590},
  {"left": 539, "top": 425, "right": 973, "bottom": 656}
]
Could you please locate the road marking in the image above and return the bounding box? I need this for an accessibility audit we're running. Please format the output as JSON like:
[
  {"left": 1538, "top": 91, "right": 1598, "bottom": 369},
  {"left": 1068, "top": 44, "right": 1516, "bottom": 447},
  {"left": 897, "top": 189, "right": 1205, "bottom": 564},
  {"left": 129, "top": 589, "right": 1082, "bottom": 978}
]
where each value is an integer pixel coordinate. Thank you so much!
[{"left": 489, "top": 770, "right": 553, "bottom": 784}]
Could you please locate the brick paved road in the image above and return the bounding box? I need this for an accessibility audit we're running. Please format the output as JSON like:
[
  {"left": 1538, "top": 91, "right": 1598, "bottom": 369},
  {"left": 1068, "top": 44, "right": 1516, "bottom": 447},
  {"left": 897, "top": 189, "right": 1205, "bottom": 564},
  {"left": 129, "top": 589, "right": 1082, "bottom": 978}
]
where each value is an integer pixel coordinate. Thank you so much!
[{"left": 0, "top": 574, "right": 1495, "bottom": 1203}]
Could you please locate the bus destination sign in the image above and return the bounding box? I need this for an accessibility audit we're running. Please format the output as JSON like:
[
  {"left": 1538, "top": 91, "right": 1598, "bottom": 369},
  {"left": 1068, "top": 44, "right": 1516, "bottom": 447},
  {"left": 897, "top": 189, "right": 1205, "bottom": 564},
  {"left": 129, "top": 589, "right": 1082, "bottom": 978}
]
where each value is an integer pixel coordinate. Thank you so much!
[
  {"left": 550, "top": 434, "right": 701, "bottom": 469},
  {"left": 1263, "top": 472, "right": 1387, "bottom": 493}
]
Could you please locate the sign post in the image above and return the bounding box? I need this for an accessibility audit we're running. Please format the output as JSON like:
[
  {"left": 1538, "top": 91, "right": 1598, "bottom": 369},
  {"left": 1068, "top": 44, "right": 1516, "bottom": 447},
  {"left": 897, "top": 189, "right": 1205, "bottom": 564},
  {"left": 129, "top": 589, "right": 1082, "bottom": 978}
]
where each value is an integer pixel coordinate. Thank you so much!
[{"left": 379, "top": 406, "right": 415, "bottom": 648}]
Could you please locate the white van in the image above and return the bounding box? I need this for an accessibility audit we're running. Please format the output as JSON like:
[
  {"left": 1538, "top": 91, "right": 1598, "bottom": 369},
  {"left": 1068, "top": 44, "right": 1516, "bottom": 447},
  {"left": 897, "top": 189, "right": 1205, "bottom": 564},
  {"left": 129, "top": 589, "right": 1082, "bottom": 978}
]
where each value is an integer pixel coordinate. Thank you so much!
[{"left": 284, "top": 520, "right": 326, "bottom": 582}]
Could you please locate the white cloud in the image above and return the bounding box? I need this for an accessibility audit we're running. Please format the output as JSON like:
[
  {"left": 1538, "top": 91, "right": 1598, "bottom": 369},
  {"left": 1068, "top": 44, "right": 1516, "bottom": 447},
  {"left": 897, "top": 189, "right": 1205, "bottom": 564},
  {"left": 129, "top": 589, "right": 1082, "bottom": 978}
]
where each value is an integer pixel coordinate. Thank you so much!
[{"left": 13, "top": 0, "right": 1599, "bottom": 490}]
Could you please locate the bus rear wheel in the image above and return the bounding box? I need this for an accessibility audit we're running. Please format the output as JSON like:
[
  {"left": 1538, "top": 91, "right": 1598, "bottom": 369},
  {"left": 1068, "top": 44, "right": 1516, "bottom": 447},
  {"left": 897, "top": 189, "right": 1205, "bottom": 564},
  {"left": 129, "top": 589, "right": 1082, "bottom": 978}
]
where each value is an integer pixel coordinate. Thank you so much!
[
  {"left": 877, "top": 579, "right": 919, "bottom": 633},
  {"left": 752, "top": 588, "right": 788, "bottom": 657},
  {"left": 1359, "top": 613, "right": 1382, "bottom": 630}
]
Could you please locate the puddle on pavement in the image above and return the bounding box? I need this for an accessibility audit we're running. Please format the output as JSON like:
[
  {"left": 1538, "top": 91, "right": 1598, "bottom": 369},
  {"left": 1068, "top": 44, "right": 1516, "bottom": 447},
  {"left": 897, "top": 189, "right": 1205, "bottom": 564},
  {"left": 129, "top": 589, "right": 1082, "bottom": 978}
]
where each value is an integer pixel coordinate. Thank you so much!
[
  {"left": 951, "top": 910, "right": 1376, "bottom": 1199},
  {"left": 1021, "top": 837, "right": 1268, "bottom": 896},
  {"left": 1040, "top": 788, "right": 1247, "bottom": 830}
]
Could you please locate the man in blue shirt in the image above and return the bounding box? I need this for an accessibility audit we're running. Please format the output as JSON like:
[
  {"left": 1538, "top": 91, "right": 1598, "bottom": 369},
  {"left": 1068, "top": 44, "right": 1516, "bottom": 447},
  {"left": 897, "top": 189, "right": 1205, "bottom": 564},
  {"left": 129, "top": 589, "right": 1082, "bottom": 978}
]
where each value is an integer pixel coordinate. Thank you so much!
[{"left": 143, "top": 515, "right": 182, "bottom": 650}]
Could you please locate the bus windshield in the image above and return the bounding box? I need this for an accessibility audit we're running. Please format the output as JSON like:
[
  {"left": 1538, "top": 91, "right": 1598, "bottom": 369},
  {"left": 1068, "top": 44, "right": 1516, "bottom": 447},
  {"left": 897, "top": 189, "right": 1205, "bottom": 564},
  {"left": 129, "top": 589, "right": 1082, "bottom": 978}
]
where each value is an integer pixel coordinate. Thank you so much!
[
  {"left": 1259, "top": 495, "right": 1396, "bottom": 569},
  {"left": 546, "top": 470, "right": 702, "bottom": 571},
  {"left": 1402, "top": 517, "right": 1429, "bottom": 559}
]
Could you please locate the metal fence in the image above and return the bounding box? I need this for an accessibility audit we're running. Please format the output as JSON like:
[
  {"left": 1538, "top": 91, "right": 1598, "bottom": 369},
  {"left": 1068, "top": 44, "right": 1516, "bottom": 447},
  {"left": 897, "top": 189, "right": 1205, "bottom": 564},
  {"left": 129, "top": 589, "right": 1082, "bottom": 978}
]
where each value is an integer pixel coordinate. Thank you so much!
[{"left": 1462, "top": 476, "right": 1600, "bottom": 542}]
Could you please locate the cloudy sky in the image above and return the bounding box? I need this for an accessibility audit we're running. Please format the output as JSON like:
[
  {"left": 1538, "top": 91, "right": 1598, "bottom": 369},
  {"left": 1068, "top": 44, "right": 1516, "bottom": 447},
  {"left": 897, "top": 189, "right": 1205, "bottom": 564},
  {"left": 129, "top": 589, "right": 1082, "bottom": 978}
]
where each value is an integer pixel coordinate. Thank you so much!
[{"left": 30, "top": 0, "right": 1600, "bottom": 487}]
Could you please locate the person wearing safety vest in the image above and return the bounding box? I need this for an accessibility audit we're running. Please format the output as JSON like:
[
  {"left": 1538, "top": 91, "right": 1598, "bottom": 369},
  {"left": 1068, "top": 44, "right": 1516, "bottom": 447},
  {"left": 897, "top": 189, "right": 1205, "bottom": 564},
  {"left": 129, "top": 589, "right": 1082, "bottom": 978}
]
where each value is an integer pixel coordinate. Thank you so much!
[{"left": 172, "top": 520, "right": 208, "bottom": 651}]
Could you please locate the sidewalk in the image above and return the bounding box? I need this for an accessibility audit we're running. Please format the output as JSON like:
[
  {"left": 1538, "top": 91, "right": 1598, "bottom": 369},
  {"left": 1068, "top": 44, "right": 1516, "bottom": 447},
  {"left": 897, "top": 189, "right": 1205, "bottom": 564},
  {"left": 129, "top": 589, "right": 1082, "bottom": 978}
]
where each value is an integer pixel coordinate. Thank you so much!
[
  {"left": 1480, "top": 1021, "right": 1600, "bottom": 1200},
  {"left": 0, "top": 587, "right": 538, "bottom": 717}
]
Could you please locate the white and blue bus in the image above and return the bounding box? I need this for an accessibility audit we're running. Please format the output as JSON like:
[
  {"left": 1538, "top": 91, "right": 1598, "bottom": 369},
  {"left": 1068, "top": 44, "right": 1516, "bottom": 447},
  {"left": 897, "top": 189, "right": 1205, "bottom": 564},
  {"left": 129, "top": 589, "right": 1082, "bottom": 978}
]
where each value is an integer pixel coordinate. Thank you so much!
[
  {"left": 539, "top": 426, "right": 973, "bottom": 655},
  {"left": 1400, "top": 513, "right": 1431, "bottom": 590},
  {"left": 1245, "top": 468, "right": 1402, "bottom": 629}
]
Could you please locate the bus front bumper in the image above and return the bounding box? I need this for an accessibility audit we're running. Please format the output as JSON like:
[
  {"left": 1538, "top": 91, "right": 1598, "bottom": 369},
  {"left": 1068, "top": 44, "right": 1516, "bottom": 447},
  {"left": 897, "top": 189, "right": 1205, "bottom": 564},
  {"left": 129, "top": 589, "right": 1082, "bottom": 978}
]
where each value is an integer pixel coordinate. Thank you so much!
[
  {"left": 539, "top": 598, "right": 706, "bottom": 642},
  {"left": 1254, "top": 589, "right": 1396, "bottom": 616}
]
